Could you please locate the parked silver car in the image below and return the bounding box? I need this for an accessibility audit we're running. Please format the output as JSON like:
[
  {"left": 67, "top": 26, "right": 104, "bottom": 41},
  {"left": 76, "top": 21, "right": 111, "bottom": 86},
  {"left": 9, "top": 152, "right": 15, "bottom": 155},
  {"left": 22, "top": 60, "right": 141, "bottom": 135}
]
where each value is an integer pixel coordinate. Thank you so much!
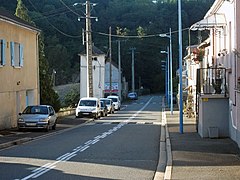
[
  {"left": 18, "top": 105, "right": 57, "bottom": 131},
  {"left": 100, "top": 100, "right": 108, "bottom": 117},
  {"left": 100, "top": 98, "right": 114, "bottom": 114}
]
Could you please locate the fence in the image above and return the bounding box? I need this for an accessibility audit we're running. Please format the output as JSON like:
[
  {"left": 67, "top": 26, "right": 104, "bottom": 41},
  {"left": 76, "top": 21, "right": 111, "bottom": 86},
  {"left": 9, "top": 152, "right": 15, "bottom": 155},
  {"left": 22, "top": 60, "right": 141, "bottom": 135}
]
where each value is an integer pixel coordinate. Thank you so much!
[{"left": 196, "top": 67, "right": 227, "bottom": 97}]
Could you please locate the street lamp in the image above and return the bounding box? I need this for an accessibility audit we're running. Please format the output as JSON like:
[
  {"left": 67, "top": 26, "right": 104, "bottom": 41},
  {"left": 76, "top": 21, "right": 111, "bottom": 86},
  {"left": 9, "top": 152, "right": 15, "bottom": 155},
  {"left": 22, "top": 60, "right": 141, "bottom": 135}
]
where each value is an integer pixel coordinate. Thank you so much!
[
  {"left": 160, "top": 28, "right": 173, "bottom": 115},
  {"left": 161, "top": 60, "right": 168, "bottom": 105},
  {"left": 160, "top": 47, "right": 170, "bottom": 108},
  {"left": 178, "top": 0, "right": 183, "bottom": 134}
]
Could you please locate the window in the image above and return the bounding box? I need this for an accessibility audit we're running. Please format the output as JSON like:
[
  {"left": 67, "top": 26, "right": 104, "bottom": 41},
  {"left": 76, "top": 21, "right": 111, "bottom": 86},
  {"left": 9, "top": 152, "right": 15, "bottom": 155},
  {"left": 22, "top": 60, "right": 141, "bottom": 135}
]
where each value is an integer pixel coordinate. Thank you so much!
[
  {"left": 10, "top": 41, "right": 24, "bottom": 67},
  {"left": 0, "top": 39, "right": 6, "bottom": 66}
]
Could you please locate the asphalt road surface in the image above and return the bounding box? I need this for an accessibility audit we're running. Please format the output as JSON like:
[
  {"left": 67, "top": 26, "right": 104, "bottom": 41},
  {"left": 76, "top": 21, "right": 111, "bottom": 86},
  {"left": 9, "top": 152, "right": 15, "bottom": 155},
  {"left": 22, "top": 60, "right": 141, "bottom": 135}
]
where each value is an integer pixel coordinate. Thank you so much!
[{"left": 0, "top": 95, "right": 164, "bottom": 180}]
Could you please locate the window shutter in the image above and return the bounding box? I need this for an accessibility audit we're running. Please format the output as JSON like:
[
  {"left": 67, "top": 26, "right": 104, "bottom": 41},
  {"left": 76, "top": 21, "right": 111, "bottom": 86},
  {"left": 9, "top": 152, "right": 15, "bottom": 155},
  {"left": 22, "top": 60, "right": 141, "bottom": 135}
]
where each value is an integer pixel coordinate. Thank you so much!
[
  {"left": 20, "top": 44, "right": 24, "bottom": 67},
  {"left": 10, "top": 42, "right": 15, "bottom": 66},
  {"left": 2, "top": 40, "right": 6, "bottom": 65}
]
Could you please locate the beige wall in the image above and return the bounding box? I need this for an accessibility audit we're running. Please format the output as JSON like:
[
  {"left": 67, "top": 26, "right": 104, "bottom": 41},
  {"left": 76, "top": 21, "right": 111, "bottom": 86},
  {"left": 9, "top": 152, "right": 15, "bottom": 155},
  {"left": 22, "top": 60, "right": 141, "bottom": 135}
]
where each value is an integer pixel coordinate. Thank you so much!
[{"left": 0, "top": 19, "right": 39, "bottom": 129}]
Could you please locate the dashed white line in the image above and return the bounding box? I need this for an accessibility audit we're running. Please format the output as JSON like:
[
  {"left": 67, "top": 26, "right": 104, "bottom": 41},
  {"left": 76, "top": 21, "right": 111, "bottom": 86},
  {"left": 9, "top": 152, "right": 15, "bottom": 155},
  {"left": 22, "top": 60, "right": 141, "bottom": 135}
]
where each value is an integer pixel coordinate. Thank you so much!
[{"left": 18, "top": 97, "right": 154, "bottom": 180}]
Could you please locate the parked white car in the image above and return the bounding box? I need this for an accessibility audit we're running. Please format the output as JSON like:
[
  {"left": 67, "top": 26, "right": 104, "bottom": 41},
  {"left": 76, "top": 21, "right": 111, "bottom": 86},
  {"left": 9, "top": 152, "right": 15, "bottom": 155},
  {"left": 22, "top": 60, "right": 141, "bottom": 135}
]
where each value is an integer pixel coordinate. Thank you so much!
[
  {"left": 107, "top": 95, "right": 121, "bottom": 110},
  {"left": 75, "top": 97, "right": 101, "bottom": 119}
]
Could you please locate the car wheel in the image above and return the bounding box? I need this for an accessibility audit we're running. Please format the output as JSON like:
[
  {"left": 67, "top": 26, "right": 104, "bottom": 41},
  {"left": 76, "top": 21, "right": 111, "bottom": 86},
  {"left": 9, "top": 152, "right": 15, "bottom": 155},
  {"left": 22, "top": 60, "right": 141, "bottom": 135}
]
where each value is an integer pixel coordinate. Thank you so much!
[
  {"left": 45, "top": 123, "right": 50, "bottom": 132},
  {"left": 52, "top": 123, "right": 56, "bottom": 130}
]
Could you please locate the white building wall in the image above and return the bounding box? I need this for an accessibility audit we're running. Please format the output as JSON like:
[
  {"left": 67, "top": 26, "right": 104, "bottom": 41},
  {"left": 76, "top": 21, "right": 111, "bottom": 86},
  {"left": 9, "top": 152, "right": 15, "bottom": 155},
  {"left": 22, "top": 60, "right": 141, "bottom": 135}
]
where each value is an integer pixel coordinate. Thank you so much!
[
  {"left": 206, "top": 0, "right": 240, "bottom": 147},
  {"left": 80, "top": 55, "right": 105, "bottom": 99}
]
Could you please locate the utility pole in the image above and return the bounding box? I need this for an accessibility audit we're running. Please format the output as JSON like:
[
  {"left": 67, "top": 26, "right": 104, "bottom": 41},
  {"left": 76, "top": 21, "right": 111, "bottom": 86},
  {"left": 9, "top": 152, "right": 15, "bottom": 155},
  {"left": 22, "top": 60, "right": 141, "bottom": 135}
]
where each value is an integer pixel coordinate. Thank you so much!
[
  {"left": 130, "top": 47, "right": 136, "bottom": 92},
  {"left": 117, "top": 40, "right": 122, "bottom": 99},
  {"left": 109, "top": 27, "right": 112, "bottom": 95},
  {"left": 86, "top": 0, "right": 93, "bottom": 97}
]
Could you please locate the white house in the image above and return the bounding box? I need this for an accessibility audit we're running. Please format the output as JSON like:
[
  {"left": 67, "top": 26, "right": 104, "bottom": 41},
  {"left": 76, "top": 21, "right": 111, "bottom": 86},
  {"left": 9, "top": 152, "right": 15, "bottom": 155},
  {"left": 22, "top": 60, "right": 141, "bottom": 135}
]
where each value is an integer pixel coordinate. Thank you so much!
[
  {"left": 189, "top": 0, "right": 240, "bottom": 147},
  {"left": 79, "top": 46, "right": 105, "bottom": 99}
]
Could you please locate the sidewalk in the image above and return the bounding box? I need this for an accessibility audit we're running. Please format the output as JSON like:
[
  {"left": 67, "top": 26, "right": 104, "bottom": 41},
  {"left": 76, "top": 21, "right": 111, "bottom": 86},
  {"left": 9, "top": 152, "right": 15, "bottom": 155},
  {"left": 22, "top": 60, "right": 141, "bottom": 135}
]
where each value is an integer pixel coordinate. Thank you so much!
[{"left": 165, "top": 111, "right": 240, "bottom": 180}]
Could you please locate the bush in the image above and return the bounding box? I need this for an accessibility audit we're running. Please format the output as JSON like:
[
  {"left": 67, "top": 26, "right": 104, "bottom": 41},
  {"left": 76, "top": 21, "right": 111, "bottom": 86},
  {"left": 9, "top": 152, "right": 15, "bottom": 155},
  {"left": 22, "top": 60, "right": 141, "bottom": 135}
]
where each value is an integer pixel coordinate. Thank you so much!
[{"left": 64, "top": 88, "right": 80, "bottom": 108}]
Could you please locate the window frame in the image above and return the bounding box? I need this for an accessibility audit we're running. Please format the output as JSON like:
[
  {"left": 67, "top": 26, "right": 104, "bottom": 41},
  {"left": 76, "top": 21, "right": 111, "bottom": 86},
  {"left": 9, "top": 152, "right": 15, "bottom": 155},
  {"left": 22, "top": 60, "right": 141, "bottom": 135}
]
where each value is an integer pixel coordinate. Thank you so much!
[
  {"left": 10, "top": 41, "right": 24, "bottom": 68},
  {"left": 0, "top": 39, "right": 6, "bottom": 66}
]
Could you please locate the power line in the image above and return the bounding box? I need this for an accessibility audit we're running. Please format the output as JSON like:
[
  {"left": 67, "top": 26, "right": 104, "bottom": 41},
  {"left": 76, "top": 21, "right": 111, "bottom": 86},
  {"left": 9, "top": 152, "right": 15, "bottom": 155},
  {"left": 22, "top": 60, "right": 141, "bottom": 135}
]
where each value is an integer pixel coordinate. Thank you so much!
[
  {"left": 59, "top": 0, "right": 81, "bottom": 17},
  {"left": 28, "top": 0, "right": 82, "bottom": 38},
  {"left": 94, "top": 27, "right": 190, "bottom": 39}
]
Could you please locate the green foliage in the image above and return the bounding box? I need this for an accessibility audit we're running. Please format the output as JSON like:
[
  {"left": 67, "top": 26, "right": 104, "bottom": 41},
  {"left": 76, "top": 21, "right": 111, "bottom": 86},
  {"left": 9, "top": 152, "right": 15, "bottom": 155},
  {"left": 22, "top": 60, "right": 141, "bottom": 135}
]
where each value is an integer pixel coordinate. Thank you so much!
[
  {"left": 136, "top": 26, "right": 146, "bottom": 38},
  {"left": 15, "top": 0, "right": 34, "bottom": 25},
  {"left": 64, "top": 88, "right": 80, "bottom": 108},
  {"left": 1, "top": 0, "right": 214, "bottom": 93},
  {"left": 116, "top": 27, "right": 129, "bottom": 36}
]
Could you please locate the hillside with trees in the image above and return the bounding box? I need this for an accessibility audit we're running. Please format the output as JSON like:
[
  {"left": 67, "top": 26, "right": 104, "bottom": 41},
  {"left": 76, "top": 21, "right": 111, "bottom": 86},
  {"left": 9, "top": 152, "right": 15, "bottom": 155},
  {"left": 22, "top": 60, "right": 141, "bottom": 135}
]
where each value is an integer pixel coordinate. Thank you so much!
[{"left": 0, "top": 0, "right": 214, "bottom": 93}]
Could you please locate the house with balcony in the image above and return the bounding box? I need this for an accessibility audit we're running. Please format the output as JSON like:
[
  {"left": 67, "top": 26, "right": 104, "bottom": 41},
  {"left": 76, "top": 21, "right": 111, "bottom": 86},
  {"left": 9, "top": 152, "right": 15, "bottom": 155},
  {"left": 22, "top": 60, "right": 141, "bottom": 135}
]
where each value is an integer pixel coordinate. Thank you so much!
[
  {"left": 189, "top": 0, "right": 240, "bottom": 147},
  {"left": 0, "top": 10, "right": 40, "bottom": 130}
]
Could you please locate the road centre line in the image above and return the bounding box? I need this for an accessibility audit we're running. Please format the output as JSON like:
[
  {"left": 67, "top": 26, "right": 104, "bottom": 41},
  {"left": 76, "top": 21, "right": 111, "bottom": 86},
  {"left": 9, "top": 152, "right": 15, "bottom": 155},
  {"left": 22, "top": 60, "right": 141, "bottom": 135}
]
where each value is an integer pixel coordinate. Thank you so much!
[{"left": 18, "top": 97, "right": 153, "bottom": 180}]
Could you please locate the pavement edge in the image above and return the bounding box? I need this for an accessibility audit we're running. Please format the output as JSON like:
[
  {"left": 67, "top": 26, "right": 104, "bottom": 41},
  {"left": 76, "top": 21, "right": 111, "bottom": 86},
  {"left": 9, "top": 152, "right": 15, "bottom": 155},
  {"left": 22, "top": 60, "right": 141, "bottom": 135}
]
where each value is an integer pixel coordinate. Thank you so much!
[
  {"left": 153, "top": 124, "right": 166, "bottom": 180},
  {"left": 164, "top": 122, "right": 172, "bottom": 180}
]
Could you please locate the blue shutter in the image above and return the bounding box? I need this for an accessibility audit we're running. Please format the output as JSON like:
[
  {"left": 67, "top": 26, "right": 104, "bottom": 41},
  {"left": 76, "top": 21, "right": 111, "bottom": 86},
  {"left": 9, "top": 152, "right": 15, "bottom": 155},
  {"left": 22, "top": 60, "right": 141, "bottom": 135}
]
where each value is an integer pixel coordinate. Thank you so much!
[
  {"left": 20, "top": 44, "right": 24, "bottom": 67},
  {"left": 2, "top": 40, "right": 6, "bottom": 65},
  {"left": 10, "top": 42, "right": 15, "bottom": 66}
]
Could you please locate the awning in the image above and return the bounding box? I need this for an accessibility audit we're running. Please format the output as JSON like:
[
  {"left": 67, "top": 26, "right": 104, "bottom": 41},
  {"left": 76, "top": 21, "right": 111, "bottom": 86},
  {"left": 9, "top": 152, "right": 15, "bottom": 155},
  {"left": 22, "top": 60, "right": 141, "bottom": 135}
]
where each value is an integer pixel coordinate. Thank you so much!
[{"left": 190, "top": 13, "right": 227, "bottom": 31}]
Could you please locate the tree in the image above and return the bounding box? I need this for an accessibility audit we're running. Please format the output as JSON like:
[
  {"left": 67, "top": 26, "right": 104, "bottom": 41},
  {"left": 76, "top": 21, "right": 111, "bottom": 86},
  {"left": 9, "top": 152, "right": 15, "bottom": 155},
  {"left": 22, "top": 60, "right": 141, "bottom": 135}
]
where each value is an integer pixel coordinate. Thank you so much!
[{"left": 15, "top": 0, "right": 61, "bottom": 111}]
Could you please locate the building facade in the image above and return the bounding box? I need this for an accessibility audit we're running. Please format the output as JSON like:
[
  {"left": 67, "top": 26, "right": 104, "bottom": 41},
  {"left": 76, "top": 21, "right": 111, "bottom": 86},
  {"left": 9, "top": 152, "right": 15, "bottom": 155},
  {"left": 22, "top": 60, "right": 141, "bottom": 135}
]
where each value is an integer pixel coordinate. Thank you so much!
[
  {"left": 189, "top": 0, "right": 240, "bottom": 147},
  {"left": 79, "top": 46, "right": 105, "bottom": 99},
  {"left": 0, "top": 10, "right": 40, "bottom": 129}
]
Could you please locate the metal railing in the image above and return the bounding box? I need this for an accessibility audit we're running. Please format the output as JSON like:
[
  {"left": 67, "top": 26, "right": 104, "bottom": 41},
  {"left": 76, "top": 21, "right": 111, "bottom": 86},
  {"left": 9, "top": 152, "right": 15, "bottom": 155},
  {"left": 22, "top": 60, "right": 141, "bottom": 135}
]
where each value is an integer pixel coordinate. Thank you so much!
[{"left": 196, "top": 67, "right": 227, "bottom": 97}]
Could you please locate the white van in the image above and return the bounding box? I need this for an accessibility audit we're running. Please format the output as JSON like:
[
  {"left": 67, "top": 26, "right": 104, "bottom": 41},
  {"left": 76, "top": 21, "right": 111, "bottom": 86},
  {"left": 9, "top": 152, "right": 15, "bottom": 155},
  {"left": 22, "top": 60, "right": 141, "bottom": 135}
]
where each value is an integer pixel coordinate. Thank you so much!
[
  {"left": 107, "top": 95, "right": 121, "bottom": 110},
  {"left": 75, "top": 97, "right": 101, "bottom": 119}
]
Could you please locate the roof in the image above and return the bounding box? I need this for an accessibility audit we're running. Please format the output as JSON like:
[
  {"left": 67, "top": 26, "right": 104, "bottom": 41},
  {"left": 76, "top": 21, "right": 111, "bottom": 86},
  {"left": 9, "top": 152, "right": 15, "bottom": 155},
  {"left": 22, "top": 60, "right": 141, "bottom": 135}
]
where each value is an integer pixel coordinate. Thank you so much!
[
  {"left": 105, "top": 59, "right": 118, "bottom": 69},
  {"left": 80, "top": 46, "right": 106, "bottom": 56},
  {"left": 190, "top": 13, "right": 227, "bottom": 31},
  {"left": 0, "top": 9, "right": 40, "bottom": 32}
]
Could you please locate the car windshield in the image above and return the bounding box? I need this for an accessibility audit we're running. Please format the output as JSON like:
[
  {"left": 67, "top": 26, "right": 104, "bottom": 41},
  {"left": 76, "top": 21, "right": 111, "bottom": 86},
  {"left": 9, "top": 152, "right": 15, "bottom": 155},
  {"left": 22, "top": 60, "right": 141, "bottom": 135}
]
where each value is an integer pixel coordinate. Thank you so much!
[
  {"left": 109, "top": 98, "right": 117, "bottom": 102},
  {"left": 22, "top": 106, "right": 48, "bottom": 115},
  {"left": 80, "top": 100, "right": 96, "bottom": 106},
  {"left": 105, "top": 100, "right": 110, "bottom": 105}
]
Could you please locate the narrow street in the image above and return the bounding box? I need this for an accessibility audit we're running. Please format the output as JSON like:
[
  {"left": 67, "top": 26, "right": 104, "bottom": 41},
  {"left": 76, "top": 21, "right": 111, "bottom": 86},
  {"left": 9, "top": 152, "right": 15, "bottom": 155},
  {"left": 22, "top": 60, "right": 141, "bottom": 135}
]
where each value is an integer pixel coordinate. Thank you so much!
[{"left": 0, "top": 95, "right": 164, "bottom": 180}]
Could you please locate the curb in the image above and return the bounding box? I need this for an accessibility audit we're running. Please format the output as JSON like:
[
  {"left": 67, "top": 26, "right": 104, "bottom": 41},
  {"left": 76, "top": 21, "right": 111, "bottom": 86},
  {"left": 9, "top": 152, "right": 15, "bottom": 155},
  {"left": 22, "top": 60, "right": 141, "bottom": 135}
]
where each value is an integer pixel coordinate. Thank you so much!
[
  {"left": 0, "top": 137, "right": 33, "bottom": 149},
  {"left": 153, "top": 124, "right": 166, "bottom": 180},
  {"left": 164, "top": 121, "right": 172, "bottom": 180}
]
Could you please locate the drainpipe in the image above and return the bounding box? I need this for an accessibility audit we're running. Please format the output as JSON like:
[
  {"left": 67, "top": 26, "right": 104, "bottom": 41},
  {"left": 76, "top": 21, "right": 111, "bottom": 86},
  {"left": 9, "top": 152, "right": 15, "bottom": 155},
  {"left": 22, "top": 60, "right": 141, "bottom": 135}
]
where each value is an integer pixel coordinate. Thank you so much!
[{"left": 36, "top": 32, "right": 40, "bottom": 105}]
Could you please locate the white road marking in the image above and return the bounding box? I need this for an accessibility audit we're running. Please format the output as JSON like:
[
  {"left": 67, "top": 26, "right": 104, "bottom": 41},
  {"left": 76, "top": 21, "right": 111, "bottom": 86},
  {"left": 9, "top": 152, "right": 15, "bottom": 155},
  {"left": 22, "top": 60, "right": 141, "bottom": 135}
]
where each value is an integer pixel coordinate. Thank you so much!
[{"left": 18, "top": 97, "right": 153, "bottom": 180}]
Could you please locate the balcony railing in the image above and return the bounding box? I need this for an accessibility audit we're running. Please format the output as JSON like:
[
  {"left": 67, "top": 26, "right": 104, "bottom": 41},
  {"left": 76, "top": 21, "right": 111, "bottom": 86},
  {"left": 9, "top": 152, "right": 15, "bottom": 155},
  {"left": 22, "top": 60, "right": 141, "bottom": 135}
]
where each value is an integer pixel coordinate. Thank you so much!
[{"left": 196, "top": 67, "right": 227, "bottom": 97}]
